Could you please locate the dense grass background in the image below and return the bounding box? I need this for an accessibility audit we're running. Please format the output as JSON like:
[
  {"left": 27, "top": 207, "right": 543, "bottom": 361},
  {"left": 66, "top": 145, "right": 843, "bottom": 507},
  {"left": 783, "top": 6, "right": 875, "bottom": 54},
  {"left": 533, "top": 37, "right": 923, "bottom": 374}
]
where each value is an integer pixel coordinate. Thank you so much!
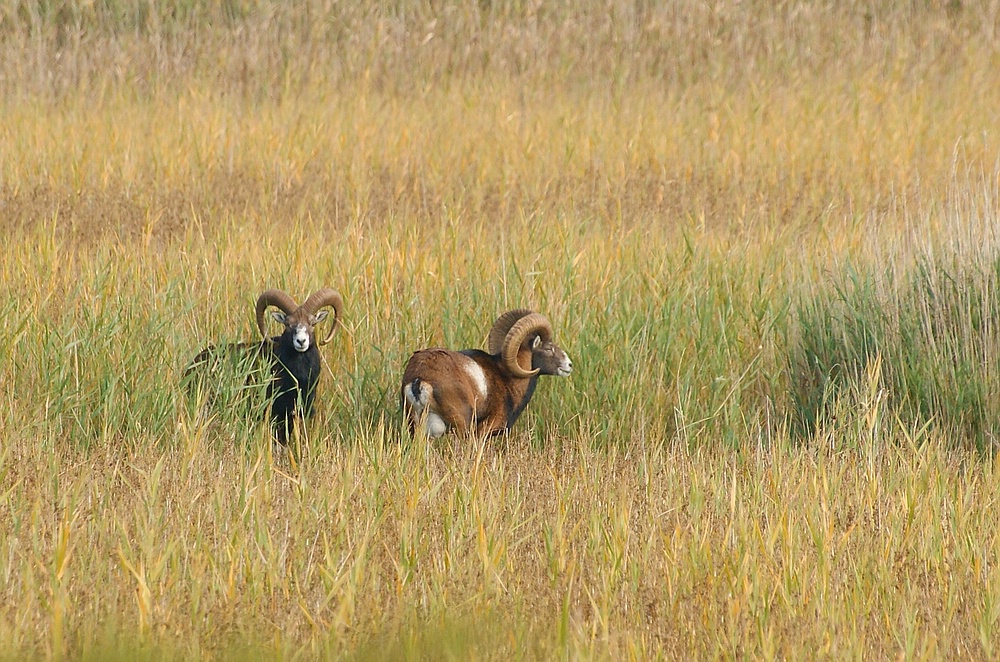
[{"left": 3, "top": 0, "right": 1000, "bottom": 658}]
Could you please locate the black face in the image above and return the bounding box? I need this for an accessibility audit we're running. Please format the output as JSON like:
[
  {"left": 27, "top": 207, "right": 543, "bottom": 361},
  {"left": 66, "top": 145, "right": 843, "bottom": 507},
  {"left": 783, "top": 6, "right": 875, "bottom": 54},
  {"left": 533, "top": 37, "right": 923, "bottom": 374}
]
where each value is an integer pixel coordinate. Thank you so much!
[{"left": 530, "top": 336, "right": 573, "bottom": 377}]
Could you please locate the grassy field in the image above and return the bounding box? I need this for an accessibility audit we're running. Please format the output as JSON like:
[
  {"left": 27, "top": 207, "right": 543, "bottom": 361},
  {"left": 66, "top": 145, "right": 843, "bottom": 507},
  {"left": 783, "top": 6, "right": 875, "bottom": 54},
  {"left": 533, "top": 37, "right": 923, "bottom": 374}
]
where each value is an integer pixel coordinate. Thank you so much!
[{"left": 3, "top": 1, "right": 1000, "bottom": 658}]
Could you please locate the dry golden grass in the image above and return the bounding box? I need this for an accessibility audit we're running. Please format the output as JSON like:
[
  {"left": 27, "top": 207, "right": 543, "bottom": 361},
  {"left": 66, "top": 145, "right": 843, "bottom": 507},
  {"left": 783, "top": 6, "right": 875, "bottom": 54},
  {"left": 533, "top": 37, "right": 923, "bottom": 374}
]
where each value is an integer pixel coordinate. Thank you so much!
[
  {"left": 3, "top": 1, "right": 1000, "bottom": 658},
  {"left": 6, "top": 419, "right": 1000, "bottom": 659}
]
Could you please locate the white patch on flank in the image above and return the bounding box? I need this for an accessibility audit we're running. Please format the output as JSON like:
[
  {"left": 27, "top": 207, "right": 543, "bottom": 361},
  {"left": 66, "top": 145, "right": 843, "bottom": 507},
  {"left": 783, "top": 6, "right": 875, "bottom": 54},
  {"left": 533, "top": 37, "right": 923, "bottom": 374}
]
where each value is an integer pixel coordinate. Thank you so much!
[{"left": 462, "top": 361, "right": 489, "bottom": 401}]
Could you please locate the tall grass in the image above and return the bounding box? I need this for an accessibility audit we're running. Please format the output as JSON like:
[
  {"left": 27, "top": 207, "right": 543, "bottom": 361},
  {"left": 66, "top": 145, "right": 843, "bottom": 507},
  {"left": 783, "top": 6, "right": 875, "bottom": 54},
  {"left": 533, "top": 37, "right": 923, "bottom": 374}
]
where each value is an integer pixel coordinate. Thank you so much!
[
  {"left": 791, "top": 252, "right": 1000, "bottom": 449},
  {"left": 2, "top": 0, "right": 1000, "bottom": 658}
]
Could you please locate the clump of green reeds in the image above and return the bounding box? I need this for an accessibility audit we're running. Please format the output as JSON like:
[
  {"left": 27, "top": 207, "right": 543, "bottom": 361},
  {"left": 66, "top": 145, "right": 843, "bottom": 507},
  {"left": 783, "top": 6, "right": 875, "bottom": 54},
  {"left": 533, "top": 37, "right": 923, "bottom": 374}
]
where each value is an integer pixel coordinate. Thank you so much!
[{"left": 790, "top": 252, "right": 1000, "bottom": 450}]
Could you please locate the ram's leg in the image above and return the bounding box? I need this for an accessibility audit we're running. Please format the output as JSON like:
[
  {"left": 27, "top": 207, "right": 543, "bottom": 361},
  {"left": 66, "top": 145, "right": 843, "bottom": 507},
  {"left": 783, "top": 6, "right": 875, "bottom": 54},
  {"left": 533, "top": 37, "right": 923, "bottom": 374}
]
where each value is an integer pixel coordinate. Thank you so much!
[
  {"left": 475, "top": 410, "right": 508, "bottom": 437},
  {"left": 270, "top": 390, "right": 296, "bottom": 445},
  {"left": 272, "top": 412, "right": 290, "bottom": 445},
  {"left": 400, "top": 389, "right": 417, "bottom": 435},
  {"left": 438, "top": 402, "right": 476, "bottom": 439}
]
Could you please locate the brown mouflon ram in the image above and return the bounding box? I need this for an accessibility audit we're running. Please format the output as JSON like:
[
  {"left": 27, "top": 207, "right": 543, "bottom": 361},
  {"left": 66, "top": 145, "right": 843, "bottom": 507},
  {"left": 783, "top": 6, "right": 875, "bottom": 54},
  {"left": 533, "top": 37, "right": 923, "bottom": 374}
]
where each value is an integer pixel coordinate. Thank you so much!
[
  {"left": 185, "top": 288, "right": 343, "bottom": 444},
  {"left": 401, "top": 309, "right": 572, "bottom": 438}
]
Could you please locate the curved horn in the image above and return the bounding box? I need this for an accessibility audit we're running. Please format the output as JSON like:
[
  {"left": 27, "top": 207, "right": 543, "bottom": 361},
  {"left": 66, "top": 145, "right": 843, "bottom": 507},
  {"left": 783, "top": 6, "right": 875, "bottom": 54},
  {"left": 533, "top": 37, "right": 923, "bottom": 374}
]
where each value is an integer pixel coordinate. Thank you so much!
[
  {"left": 487, "top": 309, "right": 536, "bottom": 356},
  {"left": 255, "top": 289, "right": 298, "bottom": 340},
  {"left": 300, "top": 288, "right": 344, "bottom": 345},
  {"left": 501, "top": 312, "right": 553, "bottom": 378}
]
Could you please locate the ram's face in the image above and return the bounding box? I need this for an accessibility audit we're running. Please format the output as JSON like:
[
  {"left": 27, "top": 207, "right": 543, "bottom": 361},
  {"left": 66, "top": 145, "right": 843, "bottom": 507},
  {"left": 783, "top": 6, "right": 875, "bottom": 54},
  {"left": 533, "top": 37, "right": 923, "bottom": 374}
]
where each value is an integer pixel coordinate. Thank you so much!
[
  {"left": 288, "top": 319, "right": 312, "bottom": 352},
  {"left": 271, "top": 309, "right": 329, "bottom": 353},
  {"left": 530, "top": 336, "right": 573, "bottom": 377}
]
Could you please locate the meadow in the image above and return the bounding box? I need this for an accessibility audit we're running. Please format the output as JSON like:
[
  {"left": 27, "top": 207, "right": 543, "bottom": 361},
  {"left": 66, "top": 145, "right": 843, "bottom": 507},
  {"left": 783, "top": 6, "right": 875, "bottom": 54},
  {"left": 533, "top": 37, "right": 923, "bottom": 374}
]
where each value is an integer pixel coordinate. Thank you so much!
[{"left": 3, "top": 1, "right": 1000, "bottom": 658}]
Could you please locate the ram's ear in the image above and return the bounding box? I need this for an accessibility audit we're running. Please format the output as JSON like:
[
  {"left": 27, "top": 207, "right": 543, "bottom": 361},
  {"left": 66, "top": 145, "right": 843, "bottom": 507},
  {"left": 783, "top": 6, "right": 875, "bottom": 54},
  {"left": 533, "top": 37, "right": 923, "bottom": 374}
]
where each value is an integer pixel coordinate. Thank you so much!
[
  {"left": 269, "top": 310, "right": 287, "bottom": 324},
  {"left": 531, "top": 335, "right": 543, "bottom": 349},
  {"left": 313, "top": 310, "right": 330, "bottom": 323}
]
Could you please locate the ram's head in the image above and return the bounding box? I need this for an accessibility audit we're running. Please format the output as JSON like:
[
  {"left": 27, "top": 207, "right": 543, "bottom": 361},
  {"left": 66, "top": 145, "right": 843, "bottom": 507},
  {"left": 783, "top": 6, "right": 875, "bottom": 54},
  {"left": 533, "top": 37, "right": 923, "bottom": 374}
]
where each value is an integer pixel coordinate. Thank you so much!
[
  {"left": 256, "top": 288, "right": 344, "bottom": 353},
  {"left": 486, "top": 309, "right": 573, "bottom": 379}
]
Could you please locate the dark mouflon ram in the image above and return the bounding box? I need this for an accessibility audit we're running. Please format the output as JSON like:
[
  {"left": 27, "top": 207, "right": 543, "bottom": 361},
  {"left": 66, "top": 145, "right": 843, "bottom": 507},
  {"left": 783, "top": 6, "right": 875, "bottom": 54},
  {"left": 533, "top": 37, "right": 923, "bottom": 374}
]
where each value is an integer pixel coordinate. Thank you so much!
[
  {"left": 185, "top": 288, "right": 343, "bottom": 444},
  {"left": 401, "top": 309, "right": 573, "bottom": 438}
]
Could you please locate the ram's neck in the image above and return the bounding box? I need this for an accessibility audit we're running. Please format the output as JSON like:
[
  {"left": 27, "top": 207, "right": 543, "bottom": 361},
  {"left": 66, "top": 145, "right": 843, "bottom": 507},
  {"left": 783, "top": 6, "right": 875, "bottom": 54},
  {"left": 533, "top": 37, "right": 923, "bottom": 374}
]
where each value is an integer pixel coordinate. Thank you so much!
[
  {"left": 273, "top": 341, "right": 313, "bottom": 362},
  {"left": 271, "top": 343, "right": 319, "bottom": 382},
  {"left": 504, "top": 375, "right": 539, "bottom": 429}
]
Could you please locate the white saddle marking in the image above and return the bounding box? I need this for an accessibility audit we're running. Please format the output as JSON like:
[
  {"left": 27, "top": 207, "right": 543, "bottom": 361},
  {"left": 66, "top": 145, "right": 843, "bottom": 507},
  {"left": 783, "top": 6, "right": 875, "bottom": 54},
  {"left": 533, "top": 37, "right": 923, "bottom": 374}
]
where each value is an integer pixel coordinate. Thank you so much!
[{"left": 461, "top": 361, "right": 489, "bottom": 402}]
